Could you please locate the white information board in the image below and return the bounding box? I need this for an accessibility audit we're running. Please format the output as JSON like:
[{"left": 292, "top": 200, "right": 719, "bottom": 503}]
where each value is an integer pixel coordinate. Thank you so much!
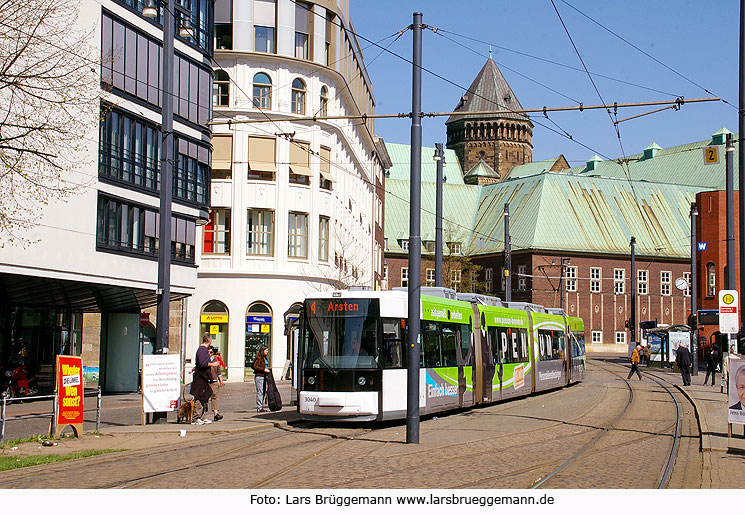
[{"left": 142, "top": 354, "right": 181, "bottom": 413}]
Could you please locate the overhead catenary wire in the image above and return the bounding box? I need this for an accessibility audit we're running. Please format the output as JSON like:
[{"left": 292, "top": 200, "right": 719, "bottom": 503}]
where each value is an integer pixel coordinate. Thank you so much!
[
  {"left": 208, "top": 97, "right": 717, "bottom": 126},
  {"left": 558, "top": 0, "right": 735, "bottom": 109}
]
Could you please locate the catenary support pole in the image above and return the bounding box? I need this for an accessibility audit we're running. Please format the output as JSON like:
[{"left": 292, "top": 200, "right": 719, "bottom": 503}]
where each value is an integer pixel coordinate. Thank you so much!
[
  {"left": 504, "top": 203, "right": 511, "bottom": 303},
  {"left": 630, "top": 237, "right": 637, "bottom": 346},
  {"left": 691, "top": 202, "right": 699, "bottom": 375},
  {"left": 435, "top": 143, "right": 444, "bottom": 287},
  {"left": 406, "top": 11, "right": 423, "bottom": 445},
  {"left": 739, "top": 0, "right": 745, "bottom": 352},
  {"left": 726, "top": 133, "right": 736, "bottom": 366},
  {"left": 156, "top": 0, "right": 175, "bottom": 356}
]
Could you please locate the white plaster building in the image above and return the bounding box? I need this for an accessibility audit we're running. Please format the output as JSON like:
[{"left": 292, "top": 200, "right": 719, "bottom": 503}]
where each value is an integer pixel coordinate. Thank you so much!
[{"left": 187, "top": 0, "right": 389, "bottom": 382}]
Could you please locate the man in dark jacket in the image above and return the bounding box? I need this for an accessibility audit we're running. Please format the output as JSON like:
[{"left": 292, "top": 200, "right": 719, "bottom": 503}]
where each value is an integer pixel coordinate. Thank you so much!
[
  {"left": 676, "top": 344, "right": 692, "bottom": 386},
  {"left": 190, "top": 333, "right": 217, "bottom": 424}
]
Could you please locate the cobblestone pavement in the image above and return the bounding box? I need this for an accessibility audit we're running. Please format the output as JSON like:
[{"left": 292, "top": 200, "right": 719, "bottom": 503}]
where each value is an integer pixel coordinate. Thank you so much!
[{"left": 3, "top": 357, "right": 728, "bottom": 489}]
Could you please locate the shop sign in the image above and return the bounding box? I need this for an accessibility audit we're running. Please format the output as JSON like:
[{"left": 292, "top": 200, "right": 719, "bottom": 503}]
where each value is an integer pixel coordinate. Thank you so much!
[
  {"left": 56, "top": 355, "right": 84, "bottom": 434},
  {"left": 201, "top": 314, "right": 228, "bottom": 323},
  {"left": 210, "top": 324, "right": 219, "bottom": 335},
  {"left": 260, "top": 324, "right": 271, "bottom": 333},
  {"left": 142, "top": 354, "right": 181, "bottom": 413},
  {"left": 247, "top": 315, "right": 272, "bottom": 324}
]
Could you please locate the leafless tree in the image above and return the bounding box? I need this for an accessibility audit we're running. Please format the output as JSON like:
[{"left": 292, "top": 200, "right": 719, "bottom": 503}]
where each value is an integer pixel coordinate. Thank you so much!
[
  {"left": 305, "top": 217, "right": 372, "bottom": 291},
  {"left": 0, "top": 0, "right": 100, "bottom": 244}
]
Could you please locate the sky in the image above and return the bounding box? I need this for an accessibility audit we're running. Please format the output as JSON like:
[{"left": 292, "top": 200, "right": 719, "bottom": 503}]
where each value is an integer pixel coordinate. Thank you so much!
[{"left": 349, "top": 0, "right": 739, "bottom": 167}]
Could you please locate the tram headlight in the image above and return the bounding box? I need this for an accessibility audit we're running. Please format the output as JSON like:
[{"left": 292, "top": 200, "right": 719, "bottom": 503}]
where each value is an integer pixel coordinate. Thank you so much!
[
  {"left": 357, "top": 376, "right": 366, "bottom": 386},
  {"left": 307, "top": 376, "right": 316, "bottom": 385}
]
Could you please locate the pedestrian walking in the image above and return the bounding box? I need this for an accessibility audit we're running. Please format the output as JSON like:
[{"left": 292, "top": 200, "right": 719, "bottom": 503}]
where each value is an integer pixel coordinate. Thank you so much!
[
  {"left": 190, "top": 333, "right": 215, "bottom": 425},
  {"left": 704, "top": 346, "right": 718, "bottom": 386},
  {"left": 252, "top": 346, "right": 271, "bottom": 412},
  {"left": 627, "top": 344, "right": 644, "bottom": 380},
  {"left": 675, "top": 344, "right": 692, "bottom": 386},
  {"left": 208, "top": 346, "right": 224, "bottom": 422}
]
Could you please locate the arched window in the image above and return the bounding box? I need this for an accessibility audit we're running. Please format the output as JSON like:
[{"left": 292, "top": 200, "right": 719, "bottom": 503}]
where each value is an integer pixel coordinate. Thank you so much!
[
  {"left": 200, "top": 301, "right": 229, "bottom": 366},
  {"left": 291, "top": 78, "right": 306, "bottom": 114},
  {"left": 245, "top": 302, "right": 273, "bottom": 379},
  {"left": 252, "top": 72, "right": 271, "bottom": 110},
  {"left": 707, "top": 263, "right": 716, "bottom": 297},
  {"left": 319, "top": 86, "right": 328, "bottom": 117},
  {"left": 213, "top": 70, "right": 229, "bottom": 107}
]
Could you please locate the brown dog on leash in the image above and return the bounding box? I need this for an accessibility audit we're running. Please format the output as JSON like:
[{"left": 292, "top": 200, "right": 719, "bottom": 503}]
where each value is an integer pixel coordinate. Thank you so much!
[{"left": 177, "top": 400, "right": 194, "bottom": 424}]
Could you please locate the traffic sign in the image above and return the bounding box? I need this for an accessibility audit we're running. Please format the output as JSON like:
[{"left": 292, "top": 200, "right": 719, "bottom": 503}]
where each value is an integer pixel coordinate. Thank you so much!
[
  {"left": 140, "top": 312, "right": 150, "bottom": 327},
  {"left": 718, "top": 290, "right": 739, "bottom": 334},
  {"left": 703, "top": 146, "right": 720, "bottom": 165}
]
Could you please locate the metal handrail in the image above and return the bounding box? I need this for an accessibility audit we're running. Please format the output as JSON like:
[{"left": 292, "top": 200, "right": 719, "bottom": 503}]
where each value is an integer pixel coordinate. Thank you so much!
[{"left": 1, "top": 388, "right": 102, "bottom": 442}]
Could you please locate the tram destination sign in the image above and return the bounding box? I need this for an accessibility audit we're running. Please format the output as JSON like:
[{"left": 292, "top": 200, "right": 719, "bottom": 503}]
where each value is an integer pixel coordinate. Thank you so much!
[{"left": 306, "top": 298, "right": 378, "bottom": 318}]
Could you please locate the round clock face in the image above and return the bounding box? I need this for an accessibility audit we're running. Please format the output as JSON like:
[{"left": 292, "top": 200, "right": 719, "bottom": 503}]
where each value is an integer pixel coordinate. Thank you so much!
[{"left": 675, "top": 277, "right": 688, "bottom": 291}]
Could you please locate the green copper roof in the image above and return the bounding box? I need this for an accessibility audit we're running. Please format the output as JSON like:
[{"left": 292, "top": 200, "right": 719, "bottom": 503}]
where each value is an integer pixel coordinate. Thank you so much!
[
  {"left": 504, "top": 156, "right": 565, "bottom": 179},
  {"left": 464, "top": 159, "right": 499, "bottom": 179},
  {"left": 467, "top": 172, "right": 703, "bottom": 259},
  {"left": 575, "top": 130, "right": 739, "bottom": 189},
  {"left": 384, "top": 129, "right": 734, "bottom": 261},
  {"left": 384, "top": 179, "right": 481, "bottom": 253},
  {"left": 384, "top": 142, "right": 465, "bottom": 184}
]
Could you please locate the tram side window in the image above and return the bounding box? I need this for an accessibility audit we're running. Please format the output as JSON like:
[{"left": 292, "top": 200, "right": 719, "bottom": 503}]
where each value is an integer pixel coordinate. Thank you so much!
[
  {"left": 537, "top": 329, "right": 565, "bottom": 360},
  {"left": 382, "top": 318, "right": 406, "bottom": 368},
  {"left": 440, "top": 323, "right": 458, "bottom": 367},
  {"left": 538, "top": 330, "right": 551, "bottom": 361},
  {"left": 422, "top": 321, "right": 440, "bottom": 367},
  {"left": 459, "top": 324, "right": 471, "bottom": 365},
  {"left": 552, "top": 330, "right": 566, "bottom": 360}
]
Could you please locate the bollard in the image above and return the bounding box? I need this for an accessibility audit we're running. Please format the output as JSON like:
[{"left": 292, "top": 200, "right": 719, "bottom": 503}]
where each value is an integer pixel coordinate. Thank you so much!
[
  {"left": 50, "top": 390, "right": 58, "bottom": 438},
  {"left": 96, "top": 387, "right": 102, "bottom": 433},
  {"left": 1, "top": 395, "right": 6, "bottom": 442}
]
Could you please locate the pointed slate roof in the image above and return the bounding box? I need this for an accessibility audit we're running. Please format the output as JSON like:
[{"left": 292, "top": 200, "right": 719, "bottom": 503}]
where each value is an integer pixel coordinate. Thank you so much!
[{"left": 446, "top": 58, "right": 530, "bottom": 125}]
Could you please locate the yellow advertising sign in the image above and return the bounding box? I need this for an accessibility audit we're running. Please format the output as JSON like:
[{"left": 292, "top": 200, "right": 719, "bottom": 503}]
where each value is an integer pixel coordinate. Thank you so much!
[
  {"left": 209, "top": 325, "right": 219, "bottom": 335},
  {"left": 201, "top": 314, "right": 228, "bottom": 323},
  {"left": 260, "top": 324, "right": 271, "bottom": 333}
]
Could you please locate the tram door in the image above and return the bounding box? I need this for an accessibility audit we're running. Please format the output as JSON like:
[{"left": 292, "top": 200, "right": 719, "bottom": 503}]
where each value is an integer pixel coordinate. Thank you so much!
[{"left": 487, "top": 326, "right": 503, "bottom": 403}]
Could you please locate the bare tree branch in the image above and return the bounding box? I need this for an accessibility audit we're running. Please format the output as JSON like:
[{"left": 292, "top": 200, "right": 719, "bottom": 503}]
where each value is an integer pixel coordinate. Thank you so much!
[{"left": 0, "top": 0, "right": 100, "bottom": 245}]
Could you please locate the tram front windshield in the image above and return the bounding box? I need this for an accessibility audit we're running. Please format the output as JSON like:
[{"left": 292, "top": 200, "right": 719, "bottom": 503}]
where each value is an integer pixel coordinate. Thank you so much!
[{"left": 302, "top": 298, "right": 379, "bottom": 369}]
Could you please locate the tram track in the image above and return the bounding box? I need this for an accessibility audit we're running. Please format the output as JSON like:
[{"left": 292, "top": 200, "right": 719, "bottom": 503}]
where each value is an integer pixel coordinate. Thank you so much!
[
  {"left": 0, "top": 423, "right": 373, "bottom": 489},
  {"left": 529, "top": 358, "right": 683, "bottom": 489}
]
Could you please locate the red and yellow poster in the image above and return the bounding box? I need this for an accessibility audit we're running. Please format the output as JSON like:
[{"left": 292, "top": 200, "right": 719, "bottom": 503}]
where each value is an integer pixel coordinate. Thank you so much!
[{"left": 56, "top": 355, "right": 84, "bottom": 426}]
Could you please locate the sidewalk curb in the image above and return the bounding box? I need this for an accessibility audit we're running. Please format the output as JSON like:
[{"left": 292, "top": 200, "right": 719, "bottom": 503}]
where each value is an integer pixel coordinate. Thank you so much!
[{"left": 672, "top": 383, "right": 714, "bottom": 452}]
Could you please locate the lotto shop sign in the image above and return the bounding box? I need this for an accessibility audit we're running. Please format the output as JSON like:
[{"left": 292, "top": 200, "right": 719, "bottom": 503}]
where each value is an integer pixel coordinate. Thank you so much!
[{"left": 56, "top": 355, "right": 84, "bottom": 425}]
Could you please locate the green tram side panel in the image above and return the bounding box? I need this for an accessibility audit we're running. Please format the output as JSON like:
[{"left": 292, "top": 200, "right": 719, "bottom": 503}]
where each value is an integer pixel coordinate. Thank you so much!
[
  {"left": 478, "top": 304, "right": 533, "bottom": 391},
  {"left": 421, "top": 295, "right": 472, "bottom": 324}
]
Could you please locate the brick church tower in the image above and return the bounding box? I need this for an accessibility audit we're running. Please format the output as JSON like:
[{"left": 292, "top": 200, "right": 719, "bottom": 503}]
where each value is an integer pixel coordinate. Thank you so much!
[{"left": 446, "top": 58, "right": 533, "bottom": 180}]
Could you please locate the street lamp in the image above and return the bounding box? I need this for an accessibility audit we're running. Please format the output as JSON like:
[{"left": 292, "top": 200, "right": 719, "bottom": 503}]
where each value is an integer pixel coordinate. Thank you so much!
[
  {"left": 433, "top": 144, "right": 444, "bottom": 287},
  {"left": 142, "top": 0, "right": 180, "bottom": 354}
]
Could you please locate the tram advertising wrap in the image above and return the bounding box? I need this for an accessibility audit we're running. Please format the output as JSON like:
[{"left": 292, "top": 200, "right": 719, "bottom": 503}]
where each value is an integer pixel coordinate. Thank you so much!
[{"left": 298, "top": 289, "right": 585, "bottom": 422}]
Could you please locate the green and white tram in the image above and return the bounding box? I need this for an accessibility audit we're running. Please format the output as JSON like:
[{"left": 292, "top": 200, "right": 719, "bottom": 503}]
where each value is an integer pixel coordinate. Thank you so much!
[{"left": 298, "top": 288, "right": 585, "bottom": 422}]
